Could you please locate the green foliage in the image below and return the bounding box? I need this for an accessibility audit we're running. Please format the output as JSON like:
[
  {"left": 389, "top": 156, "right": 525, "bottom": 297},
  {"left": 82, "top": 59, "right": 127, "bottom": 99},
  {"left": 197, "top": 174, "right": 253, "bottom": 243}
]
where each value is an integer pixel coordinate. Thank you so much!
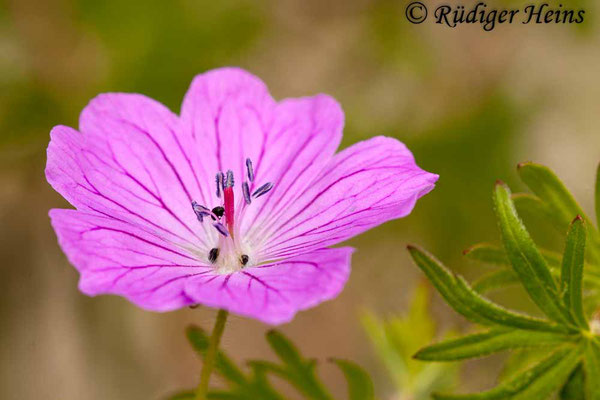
[
  {"left": 409, "top": 164, "right": 600, "bottom": 399},
  {"left": 517, "top": 163, "right": 600, "bottom": 264},
  {"left": 361, "top": 284, "right": 457, "bottom": 400},
  {"left": 329, "top": 359, "right": 374, "bottom": 400},
  {"left": 596, "top": 164, "right": 600, "bottom": 236},
  {"left": 168, "top": 326, "right": 374, "bottom": 400}
]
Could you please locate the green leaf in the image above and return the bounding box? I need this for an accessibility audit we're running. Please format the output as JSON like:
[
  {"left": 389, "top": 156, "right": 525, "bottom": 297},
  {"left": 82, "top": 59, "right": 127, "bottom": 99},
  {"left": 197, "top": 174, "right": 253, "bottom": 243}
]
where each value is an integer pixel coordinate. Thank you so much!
[
  {"left": 540, "top": 249, "right": 564, "bottom": 270},
  {"left": 361, "top": 312, "right": 409, "bottom": 389},
  {"left": 185, "top": 326, "right": 284, "bottom": 400},
  {"left": 265, "top": 330, "right": 333, "bottom": 400},
  {"left": 466, "top": 244, "right": 600, "bottom": 295},
  {"left": 584, "top": 338, "right": 600, "bottom": 400},
  {"left": 167, "top": 391, "right": 248, "bottom": 400},
  {"left": 433, "top": 343, "right": 584, "bottom": 400},
  {"left": 361, "top": 285, "right": 457, "bottom": 399},
  {"left": 244, "top": 362, "right": 286, "bottom": 400},
  {"left": 186, "top": 325, "right": 247, "bottom": 386},
  {"left": 408, "top": 245, "right": 567, "bottom": 332},
  {"left": 561, "top": 216, "right": 589, "bottom": 329},
  {"left": 464, "top": 243, "right": 566, "bottom": 271},
  {"left": 463, "top": 243, "right": 509, "bottom": 265},
  {"left": 166, "top": 391, "right": 195, "bottom": 400},
  {"left": 472, "top": 269, "right": 519, "bottom": 294},
  {"left": 511, "top": 193, "right": 555, "bottom": 227},
  {"left": 330, "top": 359, "right": 375, "bottom": 400},
  {"left": 596, "top": 163, "right": 600, "bottom": 230},
  {"left": 415, "top": 328, "right": 577, "bottom": 361},
  {"left": 493, "top": 182, "right": 572, "bottom": 325},
  {"left": 559, "top": 364, "right": 585, "bottom": 400},
  {"left": 517, "top": 162, "right": 585, "bottom": 228},
  {"left": 517, "top": 162, "right": 600, "bottom": 264},
  {"left": 498, "top": 348, "right": 547, "bottom": 383},
  {"left": 206, "top": 392, "right": 243, "bottom": 400}
]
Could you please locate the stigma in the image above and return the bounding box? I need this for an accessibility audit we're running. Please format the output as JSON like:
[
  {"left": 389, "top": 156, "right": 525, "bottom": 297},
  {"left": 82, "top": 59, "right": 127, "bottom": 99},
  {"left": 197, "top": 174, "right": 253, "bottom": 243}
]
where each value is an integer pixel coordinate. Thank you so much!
[{"left": 190, "top": 158, "right": 274, "bottom": 273}]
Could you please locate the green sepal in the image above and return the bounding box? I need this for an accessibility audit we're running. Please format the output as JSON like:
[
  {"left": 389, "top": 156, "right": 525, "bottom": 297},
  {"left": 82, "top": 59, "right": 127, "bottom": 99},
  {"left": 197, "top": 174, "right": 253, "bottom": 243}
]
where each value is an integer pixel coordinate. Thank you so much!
[{"left": 414, "top": 328, "right": 577, "bottom": 361}]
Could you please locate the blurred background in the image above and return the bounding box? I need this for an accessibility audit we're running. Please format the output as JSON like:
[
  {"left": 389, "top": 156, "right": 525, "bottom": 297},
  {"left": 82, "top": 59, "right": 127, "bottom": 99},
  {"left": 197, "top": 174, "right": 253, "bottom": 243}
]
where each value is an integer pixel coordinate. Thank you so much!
[{"left": 1, "top": 0, "right": 599, "bottom": 398}]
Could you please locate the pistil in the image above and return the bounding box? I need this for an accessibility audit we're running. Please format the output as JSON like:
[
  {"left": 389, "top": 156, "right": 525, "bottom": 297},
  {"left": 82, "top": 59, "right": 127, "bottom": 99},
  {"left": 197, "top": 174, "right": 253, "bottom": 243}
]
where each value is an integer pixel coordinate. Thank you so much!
[{"left": 223, "top": 170, "right": 235, "bottom": 238}]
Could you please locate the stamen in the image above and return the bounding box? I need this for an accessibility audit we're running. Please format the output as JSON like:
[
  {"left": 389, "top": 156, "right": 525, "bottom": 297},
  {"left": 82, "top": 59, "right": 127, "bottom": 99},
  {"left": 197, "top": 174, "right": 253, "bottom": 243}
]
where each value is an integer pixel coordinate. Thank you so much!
[
  {"left": 191, "top": 201, "right": 212, "bottom": 222},
  {"left": 246, "top": 158, "right": 254, "bottom": 182},
  {"left": 209, "top": 248, "right": 219, "bottom": 263},
  {"left": 252, "top": 182, "right": 273, "bottom": 198},
  {"left": 225, "top": 170, "right": 234, "bottom": 188},
  {"left": 242, "top": 182, "right": 251, "bottom": 204},
  {"left": 240, "top": 254, "right": 249, "bottom": 266},
  {"left": 212, "top": 206, "right": 225, "bottom": 219},
  {"left": 213, "top": 222, "right": 229, "bottom": 237},
  {"left": 215, "top": 172, "right": 224, "bottom": 198}
]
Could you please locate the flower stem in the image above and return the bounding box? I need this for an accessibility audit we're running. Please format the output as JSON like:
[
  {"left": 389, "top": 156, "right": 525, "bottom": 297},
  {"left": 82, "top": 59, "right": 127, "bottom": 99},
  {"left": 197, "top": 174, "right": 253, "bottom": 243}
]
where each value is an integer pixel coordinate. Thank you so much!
[{"left": 195, "top": 309, "right": 229, "bottom": 400}]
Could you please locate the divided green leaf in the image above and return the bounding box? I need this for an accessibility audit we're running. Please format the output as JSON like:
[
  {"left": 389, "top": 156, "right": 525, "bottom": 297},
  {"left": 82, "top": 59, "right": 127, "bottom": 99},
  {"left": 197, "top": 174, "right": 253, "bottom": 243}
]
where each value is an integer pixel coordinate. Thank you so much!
[
  {"left": 561, "top": 217, "right": 589, "bottom": 329},
  {"left": 408, "top": 245, "right": 567, "bottom": 333},
  {"left": 415, "top": 328, "right": 577, "bottom": 362},
  {"left": 410, "top": 165, "right": 600, "bottom": 399},
  {"left": 517, "top": 162, "right": 600, "bottom": 265},
  {"left": 180, "top": 326, "right": 373, "bottom": 400},
  {"left": 493, "top": 182, "right": 572, "bottom": 325},
  {"left": 433, "top": 344, "right": 584, "bottom": 400}
]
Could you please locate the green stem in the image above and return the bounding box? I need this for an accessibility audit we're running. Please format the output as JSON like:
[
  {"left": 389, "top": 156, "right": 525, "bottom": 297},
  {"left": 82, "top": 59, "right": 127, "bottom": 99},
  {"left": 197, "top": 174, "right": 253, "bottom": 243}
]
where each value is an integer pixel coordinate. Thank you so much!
[{"left": 195, "top": 309, "right": 229, "bottom": 400}]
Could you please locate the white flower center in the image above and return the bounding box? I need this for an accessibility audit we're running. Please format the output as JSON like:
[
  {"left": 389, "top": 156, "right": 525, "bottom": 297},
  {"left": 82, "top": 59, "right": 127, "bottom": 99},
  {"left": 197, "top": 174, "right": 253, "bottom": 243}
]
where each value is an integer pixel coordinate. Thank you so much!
[{"left": 190, "top": 159, "right": 273, "bottom": 274}]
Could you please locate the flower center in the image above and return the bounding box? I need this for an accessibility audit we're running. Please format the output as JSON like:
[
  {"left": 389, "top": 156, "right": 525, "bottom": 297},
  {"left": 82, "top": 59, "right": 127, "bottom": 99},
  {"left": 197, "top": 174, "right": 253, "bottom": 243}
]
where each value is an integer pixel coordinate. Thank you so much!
[{"left": 191, "top": 158, "right": 273, "bottom": 274}]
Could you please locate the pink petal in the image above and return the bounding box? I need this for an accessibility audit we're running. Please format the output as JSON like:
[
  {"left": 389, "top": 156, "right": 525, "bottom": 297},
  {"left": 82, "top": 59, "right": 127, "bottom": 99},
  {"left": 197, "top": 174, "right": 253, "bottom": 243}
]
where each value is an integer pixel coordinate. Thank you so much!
[
  {"left": 180, "top": 67, "right": 344, "bottom": 233},
  {"left": 50, "top": 209, "right": 210, "bottom": 311},
  {"left": 256, "top": 136, "right": 439, "bottom": 259},
  {"left": 46, "top": 94, "right": 215, "bottom": 250},
  {"left": 184, "top": 247, "right": 353, "bottom": 325}
]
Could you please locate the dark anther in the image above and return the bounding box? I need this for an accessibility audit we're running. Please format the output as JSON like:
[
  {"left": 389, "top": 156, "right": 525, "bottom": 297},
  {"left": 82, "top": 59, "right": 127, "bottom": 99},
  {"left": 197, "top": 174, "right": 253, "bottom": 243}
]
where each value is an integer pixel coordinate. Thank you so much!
[
  {"left": 212, "top": 206, "right": 225, "bottom": 219},
  {"left": 240, "top": 254, "right": 249, "bottom": 266},
  {"left": 209, "top": 248, "right": 220, "bottom": 263}
]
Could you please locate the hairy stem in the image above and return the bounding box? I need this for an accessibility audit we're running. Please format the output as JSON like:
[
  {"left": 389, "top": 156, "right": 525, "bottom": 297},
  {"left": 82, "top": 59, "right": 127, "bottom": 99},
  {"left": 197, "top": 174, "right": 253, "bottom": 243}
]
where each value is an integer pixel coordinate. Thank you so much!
[{"left": 195, "top": 309, "right": 229, "bottom": 400}]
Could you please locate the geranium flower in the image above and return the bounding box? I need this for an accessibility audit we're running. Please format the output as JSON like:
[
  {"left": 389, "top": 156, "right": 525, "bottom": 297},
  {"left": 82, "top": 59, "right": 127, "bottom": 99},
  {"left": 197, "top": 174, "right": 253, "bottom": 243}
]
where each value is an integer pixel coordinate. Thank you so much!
[{"left": 46, "top": 68, "right": 438, "bottom": 324}]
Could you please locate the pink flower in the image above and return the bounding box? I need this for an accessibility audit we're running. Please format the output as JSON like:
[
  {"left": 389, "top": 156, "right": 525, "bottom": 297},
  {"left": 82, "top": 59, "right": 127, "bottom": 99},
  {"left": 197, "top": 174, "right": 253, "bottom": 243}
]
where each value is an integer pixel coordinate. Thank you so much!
[{"left": 46, "top": 68, "right": 437, "bottom": 324}]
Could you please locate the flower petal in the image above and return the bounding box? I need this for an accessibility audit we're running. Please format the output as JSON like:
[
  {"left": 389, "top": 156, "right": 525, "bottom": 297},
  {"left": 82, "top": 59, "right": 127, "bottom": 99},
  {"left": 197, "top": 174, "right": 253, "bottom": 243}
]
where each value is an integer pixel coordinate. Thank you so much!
[
  {"left": 180, "top": 67, "right": 344, "bottom": 230},
  {"left": 50, "top": 209, "right": 210, "bottom": 311},
  {"left": 184, "top": 247, "right": 353, "bottom": 325},
  {"left": 255, "top": 136, "right": 438, "bottom": 259},
  {"left": 46, "top": 94, "right": 216, "bottom": 250}
]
